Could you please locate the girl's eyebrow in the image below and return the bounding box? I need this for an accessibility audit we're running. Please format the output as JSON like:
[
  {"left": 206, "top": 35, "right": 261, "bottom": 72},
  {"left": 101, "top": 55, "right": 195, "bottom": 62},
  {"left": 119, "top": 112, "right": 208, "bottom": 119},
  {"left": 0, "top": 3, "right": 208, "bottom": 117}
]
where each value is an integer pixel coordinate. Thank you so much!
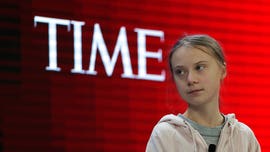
[
  {"left": 195, "top": 61, "right": 208, "bottom": 64},
  {"left": 173, "top": 61, "right": 209, "bottom": 69},
  {"left": 174, "top": 65, "right": 184, "bottom": 69}
]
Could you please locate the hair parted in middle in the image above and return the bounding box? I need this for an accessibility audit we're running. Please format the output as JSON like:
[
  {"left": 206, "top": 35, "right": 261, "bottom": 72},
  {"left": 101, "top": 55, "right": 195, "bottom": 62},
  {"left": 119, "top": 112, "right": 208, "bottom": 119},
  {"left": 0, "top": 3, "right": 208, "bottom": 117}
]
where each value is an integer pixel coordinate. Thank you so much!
[{"left": 168, "top": 34, "right": 226, "bottom": 74}]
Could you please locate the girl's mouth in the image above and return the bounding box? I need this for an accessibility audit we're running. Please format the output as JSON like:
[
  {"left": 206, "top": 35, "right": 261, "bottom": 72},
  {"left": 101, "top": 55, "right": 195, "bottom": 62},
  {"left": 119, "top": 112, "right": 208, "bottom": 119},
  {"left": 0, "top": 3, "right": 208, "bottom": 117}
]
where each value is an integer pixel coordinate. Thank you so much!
[{"left": 187, "top": 89, "right": 204, "bottom": 94}]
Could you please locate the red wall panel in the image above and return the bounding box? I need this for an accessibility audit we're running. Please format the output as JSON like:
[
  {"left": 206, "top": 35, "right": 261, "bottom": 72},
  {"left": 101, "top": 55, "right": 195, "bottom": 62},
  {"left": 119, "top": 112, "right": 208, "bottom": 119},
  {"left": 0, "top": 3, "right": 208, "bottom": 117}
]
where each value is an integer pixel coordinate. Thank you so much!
[{"left": 1, "top": 0, "right": 270, "bottom": 151}]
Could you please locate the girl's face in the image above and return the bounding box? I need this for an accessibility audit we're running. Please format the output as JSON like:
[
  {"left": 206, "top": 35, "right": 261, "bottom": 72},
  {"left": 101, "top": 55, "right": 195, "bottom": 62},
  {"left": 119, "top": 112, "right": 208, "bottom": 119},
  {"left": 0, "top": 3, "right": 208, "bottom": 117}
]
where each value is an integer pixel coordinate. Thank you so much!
[{"left": 171, "top": 46, "right": 226, "bottom": 107}]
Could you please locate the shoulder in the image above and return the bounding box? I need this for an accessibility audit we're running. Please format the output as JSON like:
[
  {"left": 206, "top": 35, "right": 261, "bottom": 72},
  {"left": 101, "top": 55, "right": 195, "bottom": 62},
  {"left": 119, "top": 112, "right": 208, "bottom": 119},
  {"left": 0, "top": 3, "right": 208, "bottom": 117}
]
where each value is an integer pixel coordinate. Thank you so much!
[
  {"left": 221, "top": 114, "right": 261, "bottom": 152},
  {"left": 232, "top": 120, "right": 255, "bottom": 137},
  {"left": 226, "top": 114, "right": 255, "bottom": 137},
  {"left": 152, "top": 114, "right": 183, "bottom": 136},
  {"left": 146, "top": 114, "right": 192, "bottom": 152},
  {"left": 234, "top": 122, "right": 258, "bottom": 143},
  {"left": 234, "top": 122, "right": 261, "bottom": 151},
  {"left": 149, "top": 114, "right": 189, "bottom": 139},
  {"left": 225, "top": 114, "right": 261, "bottom": 151}
]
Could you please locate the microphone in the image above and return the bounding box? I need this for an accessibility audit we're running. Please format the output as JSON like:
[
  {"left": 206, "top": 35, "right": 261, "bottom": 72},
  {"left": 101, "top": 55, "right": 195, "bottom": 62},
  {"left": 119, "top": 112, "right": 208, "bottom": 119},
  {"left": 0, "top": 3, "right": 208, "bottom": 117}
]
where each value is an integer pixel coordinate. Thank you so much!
[{"left": 208, "top": 144, "right": 216, "bottom": 152}]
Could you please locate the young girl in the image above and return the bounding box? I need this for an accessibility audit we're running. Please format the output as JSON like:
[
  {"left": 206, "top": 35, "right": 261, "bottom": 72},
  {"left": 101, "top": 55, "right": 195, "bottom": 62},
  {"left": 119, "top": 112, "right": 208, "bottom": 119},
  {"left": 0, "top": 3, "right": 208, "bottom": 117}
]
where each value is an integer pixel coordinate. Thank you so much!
[{"left": 146, "top": 34, "right": 261, "bottom": 152}]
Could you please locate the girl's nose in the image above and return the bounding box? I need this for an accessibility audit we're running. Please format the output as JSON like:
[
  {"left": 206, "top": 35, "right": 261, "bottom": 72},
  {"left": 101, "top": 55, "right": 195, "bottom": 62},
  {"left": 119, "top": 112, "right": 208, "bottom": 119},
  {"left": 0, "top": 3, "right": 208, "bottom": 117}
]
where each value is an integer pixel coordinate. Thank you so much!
[{"left": 187, "top": 71, "right": 199, "bottom": 86}]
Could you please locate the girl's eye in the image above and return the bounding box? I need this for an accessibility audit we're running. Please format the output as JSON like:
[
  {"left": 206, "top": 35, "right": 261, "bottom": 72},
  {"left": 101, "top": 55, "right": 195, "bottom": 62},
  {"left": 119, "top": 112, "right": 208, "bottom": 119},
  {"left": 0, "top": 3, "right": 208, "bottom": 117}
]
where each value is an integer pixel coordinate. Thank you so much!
[
  {"left": 196, "top": 65, "right": 205, "bottom": 71},
  {"left": 175, "top": 69, "right": 185, "bottom": 76}
]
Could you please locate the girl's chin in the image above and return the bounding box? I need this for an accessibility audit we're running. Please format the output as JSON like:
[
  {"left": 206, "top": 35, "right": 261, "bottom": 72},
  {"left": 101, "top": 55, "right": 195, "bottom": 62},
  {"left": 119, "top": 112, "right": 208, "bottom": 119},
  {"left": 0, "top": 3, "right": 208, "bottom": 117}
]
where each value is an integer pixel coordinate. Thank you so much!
[{"left": 185, "top": 99, "right": 211, "bottom": 107}]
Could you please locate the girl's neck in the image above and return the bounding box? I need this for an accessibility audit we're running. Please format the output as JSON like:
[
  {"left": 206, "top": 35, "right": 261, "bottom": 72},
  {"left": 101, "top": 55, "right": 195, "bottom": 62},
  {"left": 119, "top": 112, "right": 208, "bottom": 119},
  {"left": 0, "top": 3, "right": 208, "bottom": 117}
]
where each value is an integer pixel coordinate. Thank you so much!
[{"left": 183, "top": 104, "right": 224, "bottom": 128}]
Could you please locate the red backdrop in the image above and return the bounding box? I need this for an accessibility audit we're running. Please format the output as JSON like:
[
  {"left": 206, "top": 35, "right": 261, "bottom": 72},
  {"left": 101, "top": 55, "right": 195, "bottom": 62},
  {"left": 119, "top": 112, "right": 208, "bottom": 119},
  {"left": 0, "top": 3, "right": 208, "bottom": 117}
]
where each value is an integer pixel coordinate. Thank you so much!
[{"left": 1, "top": 0, "right": 270, "bottom": 151}]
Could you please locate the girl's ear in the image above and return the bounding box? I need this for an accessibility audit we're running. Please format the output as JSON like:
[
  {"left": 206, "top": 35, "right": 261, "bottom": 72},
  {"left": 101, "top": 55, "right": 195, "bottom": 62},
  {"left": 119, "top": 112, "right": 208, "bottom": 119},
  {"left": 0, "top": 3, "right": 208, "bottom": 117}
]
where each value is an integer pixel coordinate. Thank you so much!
[{"left": 221, "top": 66, "right": 227, "bottom": 80}]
